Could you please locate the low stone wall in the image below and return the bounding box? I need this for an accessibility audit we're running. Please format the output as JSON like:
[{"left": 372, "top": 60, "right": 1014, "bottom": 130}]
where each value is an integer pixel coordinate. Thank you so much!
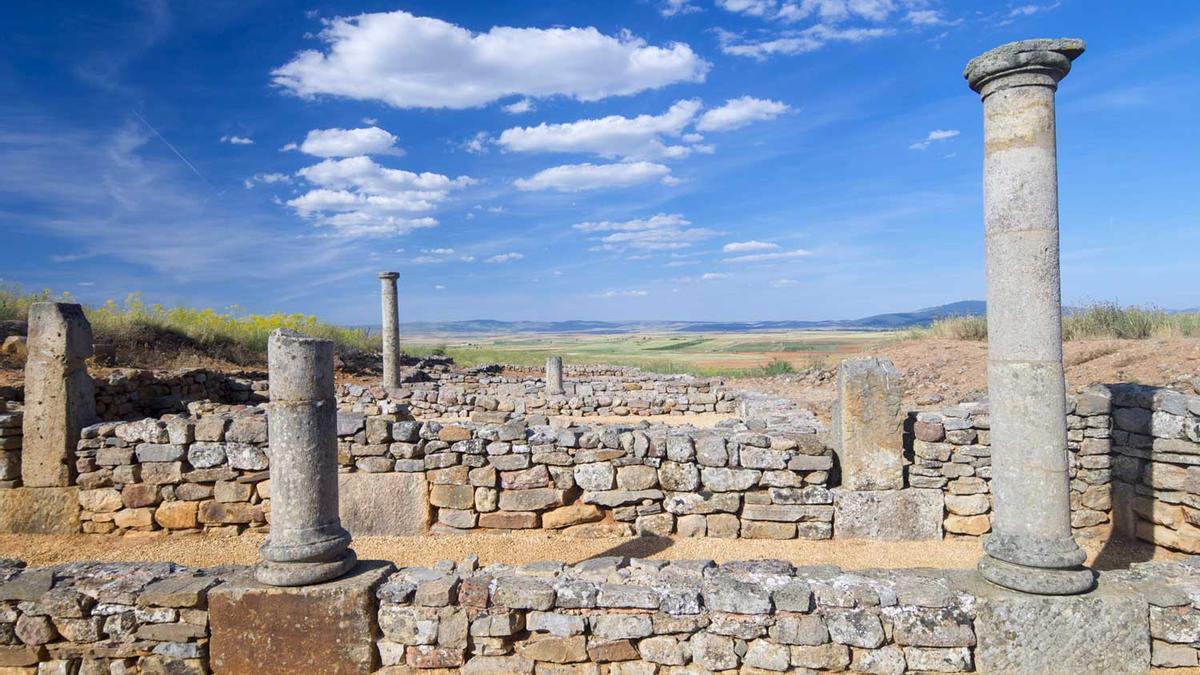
[
  {"left": 70, "top": 403, "right": 832, "bottom": 539},
  {"left": 0, "top": 404, "right": 20, "bottom": 489},
  {"left": 911, "top": 389, "right": 1115, "bottom": 539},
  {"left": 339, "top": 371, "right": 736, "bottom": 420},
  {"left": 1108, "top": 384, "right": 1200, "bottom": 554},
  {"left": 3, "top": 556, "right": 1195, "bottom": 672},
  {"left": 0, "top": 559, "right": 216, "bottom": 673},
  {"left": 93, "top": 369, "right": 266, "bottom": 421}
]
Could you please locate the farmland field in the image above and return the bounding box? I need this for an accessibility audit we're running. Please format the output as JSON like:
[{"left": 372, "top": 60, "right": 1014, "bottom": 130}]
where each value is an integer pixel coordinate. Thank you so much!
[{"left": 400, "top": 330, "right": 892, "bottom": 377}]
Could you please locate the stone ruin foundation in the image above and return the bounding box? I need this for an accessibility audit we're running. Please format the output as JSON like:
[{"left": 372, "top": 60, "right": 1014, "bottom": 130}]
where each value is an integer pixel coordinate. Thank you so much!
[{"left": 2, "top": 39, "right": 1200, "bottom": 673}]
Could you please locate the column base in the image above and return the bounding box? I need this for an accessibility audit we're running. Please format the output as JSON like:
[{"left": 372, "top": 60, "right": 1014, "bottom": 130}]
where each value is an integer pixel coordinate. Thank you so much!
[
  {"left": 978, "top": 554, "right": 1095, "bottom": 595},
  {"left": 256, "top": 549, "right": 357, "bottom": 587}
]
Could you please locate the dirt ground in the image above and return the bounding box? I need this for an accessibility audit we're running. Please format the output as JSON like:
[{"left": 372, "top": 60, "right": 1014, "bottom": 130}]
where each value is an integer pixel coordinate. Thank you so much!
[
  {"left": 733, "top": 337, "right": 1200, "bottom": 420},
  {"left": 1, "top": 530, "right": 1176, "bottom": 572}
]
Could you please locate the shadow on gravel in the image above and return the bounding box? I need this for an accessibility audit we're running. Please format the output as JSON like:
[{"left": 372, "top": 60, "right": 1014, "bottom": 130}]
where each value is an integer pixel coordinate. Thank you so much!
[{"left": 583, "top": 535, "right": 674, "bottom": 562}]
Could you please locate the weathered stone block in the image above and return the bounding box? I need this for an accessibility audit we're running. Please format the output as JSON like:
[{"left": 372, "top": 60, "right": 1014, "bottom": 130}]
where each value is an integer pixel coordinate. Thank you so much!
[
  {"left": 210, "top": 561, "right": 393, "bottom": 675},
  {"left": 338, "top": 472, "right": 429, "bottom": 536},
  {"left": 833, "top": 489, "right": 943, "bottom": 541},
  {"left": 974, "top": 580, "right": 1149, "bottom": 674},
  {"left": 0, "top": 487, "right": 80, "bottom": 534},
  {"left": 832, "top": 357, "right": 904, "bottom": 490}
]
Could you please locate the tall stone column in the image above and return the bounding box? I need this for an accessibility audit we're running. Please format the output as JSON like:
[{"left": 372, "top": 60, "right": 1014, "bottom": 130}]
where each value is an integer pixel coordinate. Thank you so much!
[
  {"left": 379, "top": 271, "right": 401, "bottom": 389},
  {"left": 965, "top": 38, "right": 1092, "bottom": 594},
  {"left": 545, "top": 355, "right": 564, "bottom": 396},
  {"left": 22, "top": 302, "right": 96, "bottom": 487},
  {"left": 258, "top": 329, "right": 355, "bottom": 586}
]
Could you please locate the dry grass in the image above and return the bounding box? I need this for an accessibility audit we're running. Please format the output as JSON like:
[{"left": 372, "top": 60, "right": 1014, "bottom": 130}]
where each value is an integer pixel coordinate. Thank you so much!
[
  {"left": 904, "top": 302, "right": 1200, "bottom": 342},
  {"left": 0, "top": 286, "right": 375, "bottom": 365}
]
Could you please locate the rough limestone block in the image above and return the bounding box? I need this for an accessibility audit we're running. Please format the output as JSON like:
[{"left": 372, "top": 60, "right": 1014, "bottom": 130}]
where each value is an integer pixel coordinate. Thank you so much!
[
  {"left": 833, "top": 489, "right": 943, "bottom": 541},
  {"left": 210, "top": 560, "right": 394, "bottom": 675},
  {"left": 0, "top": 487, "right": 80, "bottom": 534},
  {"left": 833, "top": 358, "right": 904, "bottom": 490},
  {"left": 974, "top": 579, "right": 1149, "bottom": 674},
  {"left": 338, "top": 472, "right": 429, "bottom": 536},
  {"left": 21, "top": 303, "right": 95, "bottom": 487}
]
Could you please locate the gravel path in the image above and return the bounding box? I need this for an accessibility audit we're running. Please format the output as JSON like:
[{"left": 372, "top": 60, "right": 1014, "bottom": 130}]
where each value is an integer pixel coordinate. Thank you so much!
[{"left": 1, "top": 532, "right": 1173, "bottom": 571}]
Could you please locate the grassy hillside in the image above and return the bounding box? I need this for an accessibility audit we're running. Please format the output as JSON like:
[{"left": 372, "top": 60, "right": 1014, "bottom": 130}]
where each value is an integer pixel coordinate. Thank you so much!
[{"left": 0, "top": 286, "right": 375, "bottom": 366}]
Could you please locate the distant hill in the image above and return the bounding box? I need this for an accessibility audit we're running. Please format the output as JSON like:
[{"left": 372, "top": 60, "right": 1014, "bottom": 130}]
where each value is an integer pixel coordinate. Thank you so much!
[{"left": 400, "top": 301, "right": 988, "bottom": 335}]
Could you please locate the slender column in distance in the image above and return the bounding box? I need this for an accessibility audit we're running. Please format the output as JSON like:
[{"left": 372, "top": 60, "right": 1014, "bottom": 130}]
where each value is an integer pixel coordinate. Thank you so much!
[
  {"left": 257, "top": 329, "right": 355, "bottom": 586},
  {"left": 965, "top": 38, "right": 1092, "bottom": 595},
  {"left": 379, "top": 272, "right": 401, "bottom": 388},
  {"left": 546, "top": 355, "right": 564, "bottom": 396}
]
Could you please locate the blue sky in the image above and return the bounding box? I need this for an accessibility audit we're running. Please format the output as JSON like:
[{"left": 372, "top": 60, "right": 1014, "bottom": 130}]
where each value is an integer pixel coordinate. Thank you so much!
[{"left": 1, "top": 1, "right": 1197, "bottom": 324}]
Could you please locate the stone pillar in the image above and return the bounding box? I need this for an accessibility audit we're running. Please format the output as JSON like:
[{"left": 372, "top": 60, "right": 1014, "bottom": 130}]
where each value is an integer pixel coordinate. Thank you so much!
[
  {"left": 258, "top": 329, "right": 355, "bottom": 586},
  {"left": 965, "top": 38, "right": 1092, "bottom": 595},
  {"left": 21, "top": 302, "right": 96, "bottom": 487},
  {"left": 832, "top": 357, "right": 904, "bottom": 491},
  {"left": 379, "top": 272, "right": 401, "bottom": 389},
  {"left": 545, "top": 355, "right": 564, "bottom": 396}
]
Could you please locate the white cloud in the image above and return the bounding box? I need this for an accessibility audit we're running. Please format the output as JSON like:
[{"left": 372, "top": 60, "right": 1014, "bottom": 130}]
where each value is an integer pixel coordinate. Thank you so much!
[
  {"left": 696, "top": 96, "right": 790, "bottom": 132},
  {"left": 411, "top": 248, "right": 476, "bottom": 264},
  {"left": 701, "top": 272, "right": 729, "bottom": 280},
  {"left": 272, "top": 10, "right": 709, "bottom": 109},
  {"left": 905, "top": 9, "right": 952, "bottom": 25},
  {"left": 243, "top": 172, "right": 292, "bottom": 189},
  {"left": 574, "top": 213, "right": 716, "bottom": 251},
  {"left": 502, "top": 98, "right": 535, "bottom": 114},
  {"left": 287, "top": 156, "right": 474, "bottom": 237},
  {"left": 462, "top": 131, "right": 491, "bottom": 155},
  {"left": 1007, "top": 2, "right": 1060, "bottom": 18},
  {"left": 717, "top": 24, "right": 893, "bottom": 59},
  {"left": 485, "top": 252, "right": 525, "bottom": 263},
  {"left": 909, "top": 128, "right": 959, "bottom": 150},
  {"left": 220, "top": 135, "right": 254, "bottom": 145},
  {"left": 721, "top": 0, "right": 907, "bottom": 23},
  {"left": 434, "top": 284, "right": 446, "bottom": 290},
  {"left": 514, "top": 161, "right": 675, "bottom": 192},
  {"left": 771, "top": 278, "right": 799, "bottom": 287},
  {"left": 661, "top": 0, "right": 702, "bottom": 16},
  {"left": 601, "top": 289, "right": 649, "bottom": 298},
  {"left": 722, "top": 240, "right": 779, "bottom": 253},
  {"left": 723, "top": 248, "right": 813, "bottom": 263},
  {"left": 362, "top": 117, "right": 378, "bottom": 125},
  {"left": 290, "top": 126, "right": 403, "bottom": 157},
  {"left": 498, "top": 99, "right": 703, "bottom": 161}
]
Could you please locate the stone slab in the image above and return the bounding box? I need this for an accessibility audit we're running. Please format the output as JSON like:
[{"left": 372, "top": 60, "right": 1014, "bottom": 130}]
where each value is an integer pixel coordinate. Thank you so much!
[
  {"left": 833, "top": 357, "right": 905, "bottom": 490},
  {"left": 974, "top": 578, "right": 1150, "bottom": 674},
  {"left": 210, "top": 560, "right": 394, "bottom": 675},
  {"left": 0, "top": 487, "right": 79, "bottom": 534},
  {"left": 832, "top": 489, "right": 943, "bottom": 541},
  {"left": 338, "top": 472, "right": 430, "bottom": 536}
]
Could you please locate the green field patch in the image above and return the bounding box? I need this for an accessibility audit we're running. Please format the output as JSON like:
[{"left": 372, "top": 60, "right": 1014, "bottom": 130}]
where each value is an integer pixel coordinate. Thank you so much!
[
  {"left": 718, "top": 340, "right": 842, "bottom": 353},
  {"left": 643, "top": 338, "right": 710, "bottom": 352}
]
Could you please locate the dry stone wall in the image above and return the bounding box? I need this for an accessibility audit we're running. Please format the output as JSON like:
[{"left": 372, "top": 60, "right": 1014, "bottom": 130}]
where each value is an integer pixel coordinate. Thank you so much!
[
  {"left": 69, "top": 400, "right": 833, "bottom": 539},
  {"left": 92, "top": 369, "right": 266, "bottom": 421},
  {"left": 1108, "top": 384, "right": 1200, "bottom": 554},
  {"left": 911, "top": 389, "right": 1115, "bottom": 539},
  {"left": 0, "top": 559, "right": 216, "bottom": 674},
  {"left": 3, "top": 555, "right": 1196, "bottom": 672},
  {"left": 0, "top": 404, "right": 20, "bottom": 489},
  {"left": 338, "top": 371, "right": 736, "bottom": 420}
]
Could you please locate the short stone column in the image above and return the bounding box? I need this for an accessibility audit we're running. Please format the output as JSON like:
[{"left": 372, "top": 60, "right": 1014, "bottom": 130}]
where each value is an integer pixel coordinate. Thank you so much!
[
  {"left": 832, "top": 357, "right": 904, "bottom": 491},
  {"left": 21, "top": 302, "right": 96, "bottom": 487},
  {"left": 965, "top": 38, "right": 1092, "bottom": 594},
  {"left": 379, "top": 271, "right": 401, "bottom": 389},
  {"left": 257, "top": 329, "right": 355, "bottom": 586},
  {"left": 545, "top": 355, "right": 564, "bottom": 396}
]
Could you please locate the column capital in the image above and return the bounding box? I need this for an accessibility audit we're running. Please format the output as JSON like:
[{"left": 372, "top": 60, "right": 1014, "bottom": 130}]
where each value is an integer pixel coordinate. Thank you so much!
[
  {"left": 964, "top": 38, "right": 1084, "bottom": 96},
  {"left": 378, "top": 271, "right": 399, "bottom": 281}
]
